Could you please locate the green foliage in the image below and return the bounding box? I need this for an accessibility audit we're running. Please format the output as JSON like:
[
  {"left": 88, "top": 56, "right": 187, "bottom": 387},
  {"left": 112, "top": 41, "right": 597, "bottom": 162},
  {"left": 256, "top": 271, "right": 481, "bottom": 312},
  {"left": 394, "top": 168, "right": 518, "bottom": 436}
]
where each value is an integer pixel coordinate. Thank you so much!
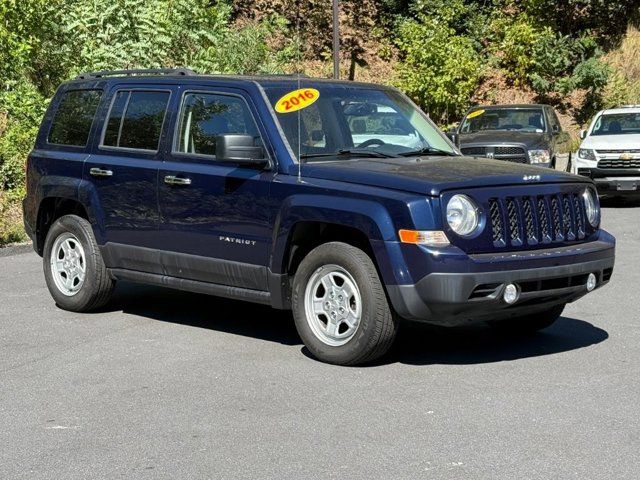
[
  {"left": 0, "top": 0, "right": 638, "bottom": 244},
  {"left": 0, "top": 186, "right": 27, "bottom": 245},
  {"left": 0, "top": 81, "right": 47, "bottom": 190},
  {"left": 394, "top": 8, "right": 483, "bottom": 123},
  {"left": 63, "top": 0, "right": 293, "bottom": 75}
]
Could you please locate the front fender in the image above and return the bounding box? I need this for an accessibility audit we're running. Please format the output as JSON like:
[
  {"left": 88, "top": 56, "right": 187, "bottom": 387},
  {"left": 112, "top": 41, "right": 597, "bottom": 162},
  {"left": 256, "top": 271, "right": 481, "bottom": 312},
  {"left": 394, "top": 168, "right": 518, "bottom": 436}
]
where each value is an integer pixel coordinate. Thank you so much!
[{"left": 270, "top": 194, "right": 411, "bottom": 287}]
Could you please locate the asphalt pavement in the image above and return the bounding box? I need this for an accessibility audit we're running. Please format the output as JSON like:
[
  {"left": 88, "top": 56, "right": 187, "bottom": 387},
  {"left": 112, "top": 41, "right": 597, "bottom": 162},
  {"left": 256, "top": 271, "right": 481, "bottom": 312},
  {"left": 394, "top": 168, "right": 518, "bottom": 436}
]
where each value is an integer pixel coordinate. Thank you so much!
[{"left": 1, "top": 200, "right": 639, "bottom": 479}]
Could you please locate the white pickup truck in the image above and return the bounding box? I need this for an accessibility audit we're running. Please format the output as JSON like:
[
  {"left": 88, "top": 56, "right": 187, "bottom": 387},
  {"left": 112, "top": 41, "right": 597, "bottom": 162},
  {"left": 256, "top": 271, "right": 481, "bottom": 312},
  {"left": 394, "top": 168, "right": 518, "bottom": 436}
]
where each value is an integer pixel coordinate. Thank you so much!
[{"left": 573, "top": 106, "right": 640, "bottom": 196}]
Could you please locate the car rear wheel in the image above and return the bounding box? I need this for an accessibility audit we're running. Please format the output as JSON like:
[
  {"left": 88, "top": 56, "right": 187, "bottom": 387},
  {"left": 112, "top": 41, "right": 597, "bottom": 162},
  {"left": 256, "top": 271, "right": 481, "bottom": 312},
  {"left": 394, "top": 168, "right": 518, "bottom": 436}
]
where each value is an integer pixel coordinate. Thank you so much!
[
  {"left": 292, "top": 242, "right": 398, "bottom": 365},
  {"left": 43, "top": 214, "right": 115, "bottom": 312},
  {"left": 489, "top": 304, "right": 565, "bottom": 334}
]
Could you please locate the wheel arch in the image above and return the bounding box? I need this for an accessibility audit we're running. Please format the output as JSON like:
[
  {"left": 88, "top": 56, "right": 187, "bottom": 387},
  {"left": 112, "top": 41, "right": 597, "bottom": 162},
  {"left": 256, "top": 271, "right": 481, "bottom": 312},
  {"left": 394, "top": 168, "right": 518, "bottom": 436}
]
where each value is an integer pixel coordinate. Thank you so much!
[{"left": 35, "top": 197, "right": 90, "bottom": 255}]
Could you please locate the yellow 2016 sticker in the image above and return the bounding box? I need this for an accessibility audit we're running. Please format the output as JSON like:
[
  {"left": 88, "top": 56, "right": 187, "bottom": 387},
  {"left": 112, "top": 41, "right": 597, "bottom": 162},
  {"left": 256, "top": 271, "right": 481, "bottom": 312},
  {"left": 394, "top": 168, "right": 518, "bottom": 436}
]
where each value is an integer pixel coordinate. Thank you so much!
[
  {"left": 275, "top": 88, "right": 319, "bottom": 113},
  {"left": 467, "top": 109, "right": 485, "bottom": 119}
]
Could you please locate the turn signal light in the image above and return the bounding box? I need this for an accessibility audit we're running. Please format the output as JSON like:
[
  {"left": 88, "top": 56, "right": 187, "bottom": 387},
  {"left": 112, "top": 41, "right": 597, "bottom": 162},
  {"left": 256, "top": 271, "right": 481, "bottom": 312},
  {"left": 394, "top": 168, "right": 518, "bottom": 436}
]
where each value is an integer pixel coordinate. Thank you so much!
[{"left": 398, "top": 229, "right": 450, "bottom": 246}]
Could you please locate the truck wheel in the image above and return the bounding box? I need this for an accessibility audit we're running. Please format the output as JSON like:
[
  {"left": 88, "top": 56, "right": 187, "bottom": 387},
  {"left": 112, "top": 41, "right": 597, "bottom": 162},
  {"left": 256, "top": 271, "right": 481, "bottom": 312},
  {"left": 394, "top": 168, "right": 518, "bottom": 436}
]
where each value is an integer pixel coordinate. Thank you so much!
[
  {"left": 292, "top": 242, "right": 398, "bottom": 366},
  {"left": 490, "top": 304, "right": 565, "bottom": 334},
  {"left": 43, "top": 214, "right": 115, "bottom": 312}
]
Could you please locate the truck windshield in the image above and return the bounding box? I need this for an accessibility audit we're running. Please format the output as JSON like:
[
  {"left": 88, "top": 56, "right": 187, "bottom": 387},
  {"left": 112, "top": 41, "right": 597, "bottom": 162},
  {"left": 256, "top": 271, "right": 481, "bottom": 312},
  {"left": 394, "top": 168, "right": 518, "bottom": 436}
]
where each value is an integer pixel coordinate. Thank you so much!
[
  {"left": 261, "top": 83, "right": 457, "bottom": 161},
  {"left": 591, "top": 112, "right": 640, "bottom": 136},
  {"left": 460, "top": 108, "right": 546, "bottom": 133}
]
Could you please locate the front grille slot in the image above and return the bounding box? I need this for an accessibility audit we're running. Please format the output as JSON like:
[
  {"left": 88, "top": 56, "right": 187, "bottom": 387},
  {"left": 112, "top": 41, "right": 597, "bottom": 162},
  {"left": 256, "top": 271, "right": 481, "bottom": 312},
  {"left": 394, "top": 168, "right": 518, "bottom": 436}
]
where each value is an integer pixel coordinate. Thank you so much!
[
  {"left": 487, "top": 191, "right": 586, "bottom": 249},
  {"left": 550, "top": 197, "right": 562, "bottom": 241},
  {"left": 489, "top": 199, "right": 504, "bottom": 246},
  {"left": 506, "top": 199, "right": 521, "bottom": 245},
  {"left": 522, "top": 197, "right": 536, "bottom": 243}
]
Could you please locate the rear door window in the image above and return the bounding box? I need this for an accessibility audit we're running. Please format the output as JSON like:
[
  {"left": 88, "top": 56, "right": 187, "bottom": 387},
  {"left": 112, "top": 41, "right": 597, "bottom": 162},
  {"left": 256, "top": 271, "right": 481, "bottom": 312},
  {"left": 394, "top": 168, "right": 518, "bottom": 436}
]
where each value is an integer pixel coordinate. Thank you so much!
[
  {"left": 48, "top": 90, "right": 102, "bottom": 146},
  {"left": 102, "top": 90, "right": 170, "bottom": 151}
]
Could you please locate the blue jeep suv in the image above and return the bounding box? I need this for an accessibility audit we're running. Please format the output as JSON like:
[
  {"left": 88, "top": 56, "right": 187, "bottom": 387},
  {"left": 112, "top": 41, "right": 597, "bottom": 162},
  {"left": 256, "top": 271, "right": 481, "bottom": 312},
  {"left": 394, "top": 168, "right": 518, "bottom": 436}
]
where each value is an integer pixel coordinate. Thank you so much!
[{"left": 23, "top": 69, "right": 616, "bottom": 365}]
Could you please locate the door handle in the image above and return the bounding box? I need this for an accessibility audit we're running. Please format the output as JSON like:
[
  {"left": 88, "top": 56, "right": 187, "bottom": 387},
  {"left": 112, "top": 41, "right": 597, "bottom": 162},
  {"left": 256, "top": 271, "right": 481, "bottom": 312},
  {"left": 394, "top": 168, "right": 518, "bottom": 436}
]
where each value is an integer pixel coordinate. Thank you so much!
[
  {"left": 164, "top": 175, "right": 192, "bottom": 186},
  {"left": 89, "top": 167, "right": 113, "bottom": 177}
]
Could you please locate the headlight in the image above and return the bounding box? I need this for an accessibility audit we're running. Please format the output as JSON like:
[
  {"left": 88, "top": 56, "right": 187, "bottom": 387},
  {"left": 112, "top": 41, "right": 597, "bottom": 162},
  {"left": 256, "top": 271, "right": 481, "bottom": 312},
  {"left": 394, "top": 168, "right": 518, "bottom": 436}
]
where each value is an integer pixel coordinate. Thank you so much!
[
  {"left": 583, "top": 188, "right": 600, "bottom": 227},
  {"left": 529, "top": 149, "right": 550, "bottom": 164},
  {"left": 446, "top": 194, "right": 480, "bottom": 236},
  {"left": 578, "top": 148, "right": 596, "bottom": 161}
]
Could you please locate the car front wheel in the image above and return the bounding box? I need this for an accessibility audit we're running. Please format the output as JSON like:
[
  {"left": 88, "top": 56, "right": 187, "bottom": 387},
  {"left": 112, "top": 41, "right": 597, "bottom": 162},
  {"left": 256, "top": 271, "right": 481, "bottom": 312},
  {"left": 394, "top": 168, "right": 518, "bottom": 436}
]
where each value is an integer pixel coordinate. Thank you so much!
[{"left": 292, "top": 242, "right": 398, "bottom": 366}]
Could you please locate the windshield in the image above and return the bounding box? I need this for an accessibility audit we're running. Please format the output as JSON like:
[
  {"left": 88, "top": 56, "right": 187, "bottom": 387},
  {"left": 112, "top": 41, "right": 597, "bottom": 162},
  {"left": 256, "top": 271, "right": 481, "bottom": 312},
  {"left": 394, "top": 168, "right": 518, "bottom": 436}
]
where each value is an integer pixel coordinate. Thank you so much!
[
  {"left": 460, "top": 108, "right": 546, "bottom": 133},
  {"left": 261, "top": 83, "right": 456, "bottom": 160},
  {"left": 591, "top": 112, "right": 640, "bottom": 136}
]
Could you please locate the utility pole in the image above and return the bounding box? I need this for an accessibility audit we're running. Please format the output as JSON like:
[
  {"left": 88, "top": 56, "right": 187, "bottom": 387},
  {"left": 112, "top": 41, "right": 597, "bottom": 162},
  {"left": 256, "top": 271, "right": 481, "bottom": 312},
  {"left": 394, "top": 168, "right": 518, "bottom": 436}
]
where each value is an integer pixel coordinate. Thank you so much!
[{"left": 332, "top": 0, "right": 340, "bottom": 79}]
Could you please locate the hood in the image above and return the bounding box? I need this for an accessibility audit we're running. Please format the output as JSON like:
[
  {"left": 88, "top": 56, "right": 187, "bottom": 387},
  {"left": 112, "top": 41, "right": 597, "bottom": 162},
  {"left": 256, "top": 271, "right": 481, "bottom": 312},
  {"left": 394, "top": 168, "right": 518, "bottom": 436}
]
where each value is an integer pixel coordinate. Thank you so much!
[
  {"left": 581, "top": 134, "right": 640, "bottom": 150},
  {"left": 459, "top": 130, "right": 548, "bottom": 148},
  {"left": 298, "top": 156, "right": 586, "bottom": 196}
]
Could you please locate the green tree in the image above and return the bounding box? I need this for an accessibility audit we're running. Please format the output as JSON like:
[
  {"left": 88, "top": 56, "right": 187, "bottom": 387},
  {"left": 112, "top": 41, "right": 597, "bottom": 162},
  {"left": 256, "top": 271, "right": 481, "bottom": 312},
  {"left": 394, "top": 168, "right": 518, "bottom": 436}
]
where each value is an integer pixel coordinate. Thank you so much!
[{"left": 394, "top": 3, "right": 483, "bottom": 123}]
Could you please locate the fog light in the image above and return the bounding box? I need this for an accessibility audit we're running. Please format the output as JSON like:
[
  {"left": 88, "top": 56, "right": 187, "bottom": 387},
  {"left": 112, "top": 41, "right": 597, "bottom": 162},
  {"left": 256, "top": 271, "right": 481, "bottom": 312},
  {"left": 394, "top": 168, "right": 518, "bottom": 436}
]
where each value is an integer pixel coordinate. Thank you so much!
[
  {"left": 586, "top": 273, "right": 597, "bottom": 292},
  {"left": 503, "top": 284, "right": 519, "bottom": 304}
]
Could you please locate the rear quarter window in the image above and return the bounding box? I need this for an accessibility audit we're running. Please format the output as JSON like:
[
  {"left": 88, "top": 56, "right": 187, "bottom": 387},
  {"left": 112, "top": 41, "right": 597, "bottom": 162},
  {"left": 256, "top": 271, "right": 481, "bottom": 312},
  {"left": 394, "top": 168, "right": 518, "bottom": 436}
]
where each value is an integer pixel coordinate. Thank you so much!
[
  {"left": 102, "top": 90, "right": 170, "bottom": 151},
  {"left": 48, "top": 89, "right": 103, "bottom": 146}
]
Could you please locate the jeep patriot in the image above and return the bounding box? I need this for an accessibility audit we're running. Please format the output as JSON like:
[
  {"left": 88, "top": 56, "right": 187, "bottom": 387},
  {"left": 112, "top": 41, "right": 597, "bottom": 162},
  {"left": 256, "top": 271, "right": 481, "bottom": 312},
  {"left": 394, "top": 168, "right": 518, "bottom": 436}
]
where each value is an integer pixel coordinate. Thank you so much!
[{"left": 23, "top": 69, "right": 616, "bottom": 365}]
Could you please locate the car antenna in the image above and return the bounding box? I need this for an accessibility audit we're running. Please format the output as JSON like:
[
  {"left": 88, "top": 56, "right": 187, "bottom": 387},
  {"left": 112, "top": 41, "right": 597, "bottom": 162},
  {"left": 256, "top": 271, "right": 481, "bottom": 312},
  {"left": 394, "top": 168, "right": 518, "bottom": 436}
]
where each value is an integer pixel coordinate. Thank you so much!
[{"left": 295, "top": 0, "right": 303, "bottom": 183}]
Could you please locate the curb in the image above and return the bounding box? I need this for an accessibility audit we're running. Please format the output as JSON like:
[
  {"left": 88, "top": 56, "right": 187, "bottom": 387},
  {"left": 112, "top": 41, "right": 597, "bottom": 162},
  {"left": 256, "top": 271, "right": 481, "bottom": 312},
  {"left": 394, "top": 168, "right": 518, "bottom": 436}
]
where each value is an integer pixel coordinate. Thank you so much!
[{"left": 0, "top": 242, "right": 34, "bottom": 258}]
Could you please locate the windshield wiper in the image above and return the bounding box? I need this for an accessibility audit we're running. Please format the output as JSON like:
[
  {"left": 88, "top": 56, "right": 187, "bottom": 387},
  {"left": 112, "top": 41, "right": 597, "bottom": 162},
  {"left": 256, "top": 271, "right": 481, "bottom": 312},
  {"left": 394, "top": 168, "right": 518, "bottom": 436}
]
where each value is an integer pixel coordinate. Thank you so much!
[
  {"left": 398, "top": 146, "right": 459, "bottom": 157},
  {"left": 300, "top": 149, "right": 398, "bottom": 161}
]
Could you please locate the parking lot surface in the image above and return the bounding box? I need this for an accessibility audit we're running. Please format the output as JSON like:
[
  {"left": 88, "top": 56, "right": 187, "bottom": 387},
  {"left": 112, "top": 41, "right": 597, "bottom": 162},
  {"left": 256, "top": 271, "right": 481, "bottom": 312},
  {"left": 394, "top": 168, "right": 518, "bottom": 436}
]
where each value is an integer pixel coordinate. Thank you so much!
[{"left": 1, "top": 201, "right": 639, "bottom": 479}]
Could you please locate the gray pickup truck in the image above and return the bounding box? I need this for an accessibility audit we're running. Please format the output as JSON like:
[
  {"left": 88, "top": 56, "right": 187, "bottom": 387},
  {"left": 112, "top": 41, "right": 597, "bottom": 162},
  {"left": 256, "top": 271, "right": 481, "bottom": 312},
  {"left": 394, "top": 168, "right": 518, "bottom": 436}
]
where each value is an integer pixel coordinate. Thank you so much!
[{"left": 450, "top": 104, "right": 572, "bottom": 169}]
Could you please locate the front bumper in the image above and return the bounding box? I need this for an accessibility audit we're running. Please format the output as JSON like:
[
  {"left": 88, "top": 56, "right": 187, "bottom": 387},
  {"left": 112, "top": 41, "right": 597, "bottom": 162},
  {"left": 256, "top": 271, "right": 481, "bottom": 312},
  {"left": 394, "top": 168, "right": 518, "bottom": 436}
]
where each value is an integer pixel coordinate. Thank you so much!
[
  {"left": 577, "top": 168, "right": 640, "bottom": 194},
  {"left": 387, "top": 239, "right": 615, "bottom": 326}
]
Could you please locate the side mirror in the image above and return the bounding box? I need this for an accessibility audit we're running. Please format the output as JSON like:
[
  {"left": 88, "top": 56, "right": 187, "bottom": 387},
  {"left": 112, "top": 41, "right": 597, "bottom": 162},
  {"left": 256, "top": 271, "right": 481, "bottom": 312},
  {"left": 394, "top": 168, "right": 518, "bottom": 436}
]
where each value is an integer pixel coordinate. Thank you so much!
[
  {"left": 215, "top": 134, "right": 267, "bottom": 166},
  {"left": 446, "top": 129, "right": 459, "bottom": 146},
  {"left": 552, "top": 124, "right": 560, "bottom": 133},
  {"left": 579, "top": 129, "right": 587, "bottom": 140}
]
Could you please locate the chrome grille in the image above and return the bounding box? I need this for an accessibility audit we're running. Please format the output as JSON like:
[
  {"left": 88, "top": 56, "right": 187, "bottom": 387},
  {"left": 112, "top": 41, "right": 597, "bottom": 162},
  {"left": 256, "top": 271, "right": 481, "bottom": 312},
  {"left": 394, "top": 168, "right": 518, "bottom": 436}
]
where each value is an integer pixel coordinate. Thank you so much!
[
  {"left": 461, "top": 145, "right": 528, "bottom": 163},
  {"left": 597, "top": 159, "right": 640, "bottom": 168},
  {"left": 489, "top": 193, "right": 586, "bottom": 248},
  {"left": 495, "top": 146, "right": 525, "bottom": 156},
  {"left": 596, "top": 149, "right": 640, "bottom": 154},
  {"left": 461, "top": 147, "right": 486, "bottom": 156}
]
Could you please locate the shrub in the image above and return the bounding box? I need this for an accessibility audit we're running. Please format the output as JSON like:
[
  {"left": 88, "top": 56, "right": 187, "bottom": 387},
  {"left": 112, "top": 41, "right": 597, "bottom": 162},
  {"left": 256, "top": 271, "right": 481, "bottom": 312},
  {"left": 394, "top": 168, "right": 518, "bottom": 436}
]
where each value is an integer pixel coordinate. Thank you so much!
[
  {"left": 394, "top": 14, "right": 482, "bottom": 123},
  {"left": 0, "top": 188, "right": 27, "bottom": 245}
]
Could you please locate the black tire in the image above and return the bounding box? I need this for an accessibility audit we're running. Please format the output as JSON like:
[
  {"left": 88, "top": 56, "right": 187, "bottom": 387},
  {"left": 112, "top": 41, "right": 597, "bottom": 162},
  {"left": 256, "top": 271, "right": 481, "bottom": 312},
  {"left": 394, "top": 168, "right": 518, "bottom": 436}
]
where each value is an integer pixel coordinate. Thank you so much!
[
  {"left": 490, "top": 304, "right": 565, "bottom": 334},
  {"left": 43, "top": 214, "right": 115, "bottom": 312},
  {"left": 292, "top": 242, "right": 398, "bottom": 366}
]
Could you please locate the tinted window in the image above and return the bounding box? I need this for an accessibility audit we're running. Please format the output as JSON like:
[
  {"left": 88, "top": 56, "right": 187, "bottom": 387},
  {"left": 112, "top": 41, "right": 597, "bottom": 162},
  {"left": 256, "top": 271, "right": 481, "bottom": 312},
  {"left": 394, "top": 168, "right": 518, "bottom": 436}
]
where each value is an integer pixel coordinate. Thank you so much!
[
  {"left": 176, "top": 93, "right": 260, "bottom": 156},
  {"left": 48, "top": 90, "right": 102, "bottom": 146},
  {"left": 591, "top": 113, "right": 640, "bottom": 136},
  {"left": 103, "top": 91, "right": 129, "bottom": 147},
  {"left": 460, "top": 108, "right": 546, "bottom": 133},
  {"left": 262, "top": 85, "right": 453, "bottom": 159},
  {"left": 103, "top": 90, "right": 170, "bottom": 151}
]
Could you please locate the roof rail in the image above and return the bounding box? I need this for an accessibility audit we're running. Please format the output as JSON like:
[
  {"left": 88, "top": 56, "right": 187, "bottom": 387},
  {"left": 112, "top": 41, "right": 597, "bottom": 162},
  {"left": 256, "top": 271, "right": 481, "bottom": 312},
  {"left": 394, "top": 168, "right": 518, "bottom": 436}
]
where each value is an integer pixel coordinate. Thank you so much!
[{"left": 75, "top": 68, "right": 196, "bottom": 80}]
